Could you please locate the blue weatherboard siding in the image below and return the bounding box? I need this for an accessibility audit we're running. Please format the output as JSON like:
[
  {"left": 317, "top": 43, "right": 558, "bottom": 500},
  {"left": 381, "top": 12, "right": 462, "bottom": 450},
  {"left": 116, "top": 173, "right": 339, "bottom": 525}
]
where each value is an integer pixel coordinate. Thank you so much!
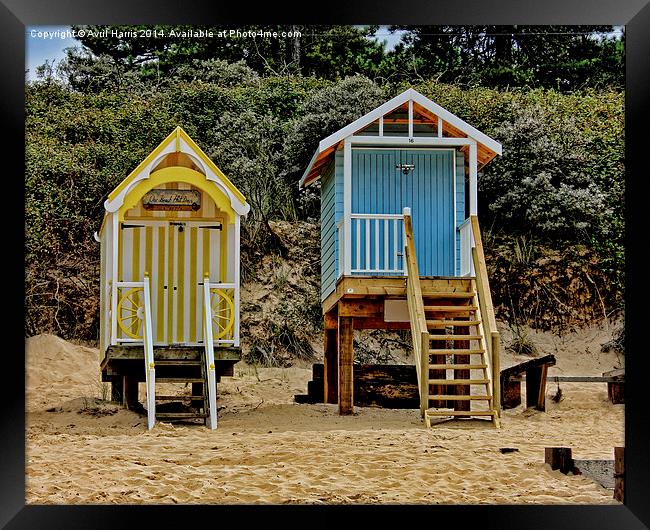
[
  {"left": 455, "top": 150, "right": 465, "bottom": 276},
  {"left": 320, "top": 159, "right": 337, "bottom": 300},
  {"left": 350, "top": 148, "right": 457, "bottom": 277}
]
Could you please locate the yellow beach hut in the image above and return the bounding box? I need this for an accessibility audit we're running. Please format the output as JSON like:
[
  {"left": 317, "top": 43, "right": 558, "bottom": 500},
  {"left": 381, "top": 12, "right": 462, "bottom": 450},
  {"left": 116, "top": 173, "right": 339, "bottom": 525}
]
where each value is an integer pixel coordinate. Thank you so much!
[{"left": 96, "top": 127, "right": 249, "bottom": 429}]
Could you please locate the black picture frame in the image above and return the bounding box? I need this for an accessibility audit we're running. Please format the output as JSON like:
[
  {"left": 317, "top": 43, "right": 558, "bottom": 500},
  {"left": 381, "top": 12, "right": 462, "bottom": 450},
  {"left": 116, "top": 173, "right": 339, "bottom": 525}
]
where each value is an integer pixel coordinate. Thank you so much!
[{"left": 5, "top": 1, "right": 649, "bottom": 528}]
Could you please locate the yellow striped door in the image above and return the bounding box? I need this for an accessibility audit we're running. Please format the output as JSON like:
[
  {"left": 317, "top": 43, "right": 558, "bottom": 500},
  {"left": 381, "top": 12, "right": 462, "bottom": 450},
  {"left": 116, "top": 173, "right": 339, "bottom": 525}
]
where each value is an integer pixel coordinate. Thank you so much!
[
  {"left": 118, "top": 221, "right": 168, "bottom": 343},
  {"left": 168, "top": 220, "right": 222, "bottom": 345}
]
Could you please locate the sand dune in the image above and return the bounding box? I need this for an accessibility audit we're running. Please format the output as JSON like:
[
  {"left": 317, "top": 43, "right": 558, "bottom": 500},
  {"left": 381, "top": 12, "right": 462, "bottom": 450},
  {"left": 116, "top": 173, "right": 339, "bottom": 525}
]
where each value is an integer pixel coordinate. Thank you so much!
[{"left": 25, "top": 330, "right": 624, "bottom": 504}]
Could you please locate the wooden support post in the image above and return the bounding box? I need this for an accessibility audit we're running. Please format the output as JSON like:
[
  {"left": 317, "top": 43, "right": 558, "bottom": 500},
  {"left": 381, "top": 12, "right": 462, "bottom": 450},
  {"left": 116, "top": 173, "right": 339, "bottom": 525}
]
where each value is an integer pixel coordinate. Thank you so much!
[
  {"left": 323, "top": 328, "right": 339, "bottom": 404},
  {"left": 454, "top": 324, "right": 470, "bottom": 412},
  {"left": 545, "top": 447, "right": 574, "bottom": 474},
  {"left": 111, "top": 375, "right": 123, "bottom": 403},
  {"left": 525, "top": 364, "right": 549, "bottom": 411},
  {"left": 122, "top": 376, "right": 140, "bottom": 410},
  {"left": 614, "top": 446, "right": 625, "bottom": 503},
  {"left": 608, "top": 382, "right": 625, "bottom": 404},
  {"left": 338, "top": 316, "right": 354, "bottom": 415}
]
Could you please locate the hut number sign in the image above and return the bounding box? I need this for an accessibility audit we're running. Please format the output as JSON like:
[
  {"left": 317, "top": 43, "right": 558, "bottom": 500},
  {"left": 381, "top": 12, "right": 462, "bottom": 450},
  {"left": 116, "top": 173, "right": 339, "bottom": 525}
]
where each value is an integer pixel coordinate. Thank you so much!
[{"left": 142, "top": 189, "right": 201, "bottom": 211}]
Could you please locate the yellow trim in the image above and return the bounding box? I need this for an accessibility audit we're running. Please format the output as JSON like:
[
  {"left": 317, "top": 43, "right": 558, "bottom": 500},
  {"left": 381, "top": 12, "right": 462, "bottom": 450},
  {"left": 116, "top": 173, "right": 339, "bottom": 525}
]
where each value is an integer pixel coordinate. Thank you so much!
[
  {"left": 145, "top": 226, "right": 153, "bottom": 285},
  {"left": 132, "top": 227, "right": 141, "bottom": 282},
  {"left": 118, "top": 166, "right": 236, "bottom": 223},
  {"left": 176, "top": 226, "right": 185, "bottom": 342},
  {"left": 203, "top": 221, "right": 211, "bottom": 279},
  {"left": 189, "top": 226, "right": 197, "bottom": 343},
  {"left": 107, "top": 126, "right": 247, "bottom": 206},
  {"left": 167, "top": 224, "right": 174, "bottom": 343},
  {"left": 220, "top": 224, "right": 228, "bottom": 282},
  {"left": 156, "top": 225, "right": 165, "bottom": 342}
]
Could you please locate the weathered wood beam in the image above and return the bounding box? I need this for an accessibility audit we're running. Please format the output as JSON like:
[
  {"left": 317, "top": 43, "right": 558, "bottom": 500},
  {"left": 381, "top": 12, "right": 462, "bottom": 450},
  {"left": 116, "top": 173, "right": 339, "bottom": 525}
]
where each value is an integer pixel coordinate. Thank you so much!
[
  {"left": 338, "top": 316, "right": 354, "bottom": 415},
  {"left": 338, "top": 299, "right": 384, "bottom": 318},
  {"left": 545, "top": 447, "right": 574, "bottom": 474},
  {"left": 298, "top": 363, "right": 420, "bottom": 408},
  {"left": 614, "top": 447, "right": 625, "bottom": 502}
]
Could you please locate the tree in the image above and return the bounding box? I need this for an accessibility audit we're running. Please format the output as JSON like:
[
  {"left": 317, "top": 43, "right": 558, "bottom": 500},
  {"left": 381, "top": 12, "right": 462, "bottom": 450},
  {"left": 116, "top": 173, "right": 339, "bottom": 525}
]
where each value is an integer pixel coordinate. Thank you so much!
[{"left": 386, "top": 25, "right": 624, "bottom": 91}]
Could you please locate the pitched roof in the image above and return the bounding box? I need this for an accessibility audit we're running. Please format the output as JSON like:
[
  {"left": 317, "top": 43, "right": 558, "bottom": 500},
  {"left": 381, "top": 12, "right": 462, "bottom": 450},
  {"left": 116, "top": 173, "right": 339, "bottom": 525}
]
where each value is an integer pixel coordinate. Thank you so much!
[
  {"left": 299, "top": 88, "right": 502, "bottom": 188},
  {"left": 104, "top": 126, "right": 249, "bottom": 215}
]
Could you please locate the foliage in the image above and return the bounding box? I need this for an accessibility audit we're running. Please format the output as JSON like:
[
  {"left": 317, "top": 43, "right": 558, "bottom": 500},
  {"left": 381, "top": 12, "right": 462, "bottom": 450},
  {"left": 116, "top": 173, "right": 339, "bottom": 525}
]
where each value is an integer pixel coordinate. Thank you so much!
[
  {"left": 25, "top": 58, "right": 625, "bottom": 339},
  {"left": 386, "top": 26, "right": 624, "bottom": 91}
]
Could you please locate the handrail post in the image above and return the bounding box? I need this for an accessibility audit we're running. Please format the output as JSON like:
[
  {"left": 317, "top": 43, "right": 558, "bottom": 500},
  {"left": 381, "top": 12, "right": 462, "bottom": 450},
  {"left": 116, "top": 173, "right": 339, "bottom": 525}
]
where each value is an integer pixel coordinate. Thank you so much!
[
  {"left": 492, "top": 332, "right": 501, "bottom": 416},
  {"left": 142, "top": 273, "right": 155, "bottom": 430},
  {"left": 420, "top": 331, "right": 429, "bottom": 417},
  {"left": 470, "top": 215, "right": 501, "bottom": 419},
  {"left": 404, "top": 208, "right": 430, "bottom": 419},
  {"left": 203, "top": 273, "right": 218, "bottom": 430}
]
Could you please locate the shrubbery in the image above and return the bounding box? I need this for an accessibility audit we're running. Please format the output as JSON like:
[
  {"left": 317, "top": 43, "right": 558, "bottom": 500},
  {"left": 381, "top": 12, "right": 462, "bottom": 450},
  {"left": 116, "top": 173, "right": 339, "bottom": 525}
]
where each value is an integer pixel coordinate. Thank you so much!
[{"left": 25, "top": 70, "right": 624, "bottom": 340}]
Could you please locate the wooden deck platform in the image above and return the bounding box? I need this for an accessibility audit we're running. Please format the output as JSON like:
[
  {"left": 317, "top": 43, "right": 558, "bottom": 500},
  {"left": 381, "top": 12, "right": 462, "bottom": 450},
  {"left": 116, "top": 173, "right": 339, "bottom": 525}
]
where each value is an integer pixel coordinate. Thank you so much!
[
  {"left": 101, "top": 344, "right": 241, "bottom": 382},
  {"left": 321, "top": 275, "right": 477, "bottom": 416}
]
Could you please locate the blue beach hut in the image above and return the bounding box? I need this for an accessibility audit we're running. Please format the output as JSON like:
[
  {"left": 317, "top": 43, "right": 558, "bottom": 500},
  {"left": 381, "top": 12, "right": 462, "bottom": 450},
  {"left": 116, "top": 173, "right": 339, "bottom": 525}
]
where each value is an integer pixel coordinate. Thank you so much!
[{"left": 300, "top": 88, "right": 503, "bottom": 427}]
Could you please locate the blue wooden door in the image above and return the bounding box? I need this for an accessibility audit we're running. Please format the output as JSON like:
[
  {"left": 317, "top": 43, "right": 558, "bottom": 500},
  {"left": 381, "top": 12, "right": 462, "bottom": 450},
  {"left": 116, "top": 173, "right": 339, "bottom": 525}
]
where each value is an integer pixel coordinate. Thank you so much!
[{"left": 351, "top": 148, "right": 455, "bottom": 276}]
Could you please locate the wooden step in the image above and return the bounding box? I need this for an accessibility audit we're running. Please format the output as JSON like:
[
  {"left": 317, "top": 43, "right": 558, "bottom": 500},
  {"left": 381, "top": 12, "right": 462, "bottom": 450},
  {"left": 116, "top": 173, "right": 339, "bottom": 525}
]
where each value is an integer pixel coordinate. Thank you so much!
[
  {"left": 156, "top": 412, "right": 208, "bottom": 419},
  {"left": 424, "top": 305, "right": 477, "bottom": 312},
  {"left": 426, "top": 320, "right": 481, "bottom": 328},
  {"left": 428, "top": 364, "right": 487, "bottom": 370},
  {"left": 428, "top": 379, "right": 489, "bottom": 385},
  {"left": 421, "top": 291, "right": 474, "bottom": 298},
  {"left": 156, "top": 377, "right": 206, "bottom": 383},
  {"left": 154, "top": 360, "right": 203, "bottom": 366},
  {"left": 428, "top": 335, "right": 482, "bottom": 341},
  {"left": 155, "top": 395, "right": 205, "bottom": 401},
  {"left": 426, "top": 410, "right": 495, "bottom": 416},
  {"left": 429, "top": 349, "right": 485, "bottom": 355},
  {"left": 429, "top": 395, "right": 492, "bottom": 401}
]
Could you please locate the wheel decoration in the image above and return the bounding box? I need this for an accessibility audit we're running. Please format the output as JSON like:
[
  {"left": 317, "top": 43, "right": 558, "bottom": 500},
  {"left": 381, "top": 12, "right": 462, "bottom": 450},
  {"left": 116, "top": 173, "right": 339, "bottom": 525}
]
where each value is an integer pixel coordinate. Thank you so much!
[
  {"left": 210, "top": 288, "right": 235, "bottom": 339},
  {"left": 117, "top": 287, "right": 145, "bottom": 339}
]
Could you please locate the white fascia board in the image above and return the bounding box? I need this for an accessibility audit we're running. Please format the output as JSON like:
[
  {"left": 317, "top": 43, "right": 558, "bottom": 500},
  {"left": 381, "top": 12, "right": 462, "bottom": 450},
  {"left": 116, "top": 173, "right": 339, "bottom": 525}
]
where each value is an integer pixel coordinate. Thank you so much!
[
  {"left": 409, "top": 89, "right": 502, "bottom": 155},
  {"left": 317, "top": 90, "right": 413, "bottom": 154},
  {"left": 350, "top": 136, "right": 474, "bottom": 147},
  {"left": 298, "top": 148, "right": 321, "bottom": 188}
]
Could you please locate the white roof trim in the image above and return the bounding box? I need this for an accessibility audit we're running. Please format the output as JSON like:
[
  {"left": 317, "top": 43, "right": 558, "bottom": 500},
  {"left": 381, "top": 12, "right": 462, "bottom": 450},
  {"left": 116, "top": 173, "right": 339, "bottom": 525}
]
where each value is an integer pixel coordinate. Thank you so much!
[
  {"left": 104, "top": 135, "right": 249, "bottom": 216},
  {"left": 298, "top": 148, "right": 321, "bottom": 188},
  {"left": 299, "top": 88, "right": 502, "bottom": 188}
]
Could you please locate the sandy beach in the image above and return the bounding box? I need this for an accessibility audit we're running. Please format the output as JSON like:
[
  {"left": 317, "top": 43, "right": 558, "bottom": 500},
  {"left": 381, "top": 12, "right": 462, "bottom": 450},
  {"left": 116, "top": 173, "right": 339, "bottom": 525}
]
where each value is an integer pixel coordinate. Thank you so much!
[{"left": 26, "top": 325, "right": 624, "bottom": 505}]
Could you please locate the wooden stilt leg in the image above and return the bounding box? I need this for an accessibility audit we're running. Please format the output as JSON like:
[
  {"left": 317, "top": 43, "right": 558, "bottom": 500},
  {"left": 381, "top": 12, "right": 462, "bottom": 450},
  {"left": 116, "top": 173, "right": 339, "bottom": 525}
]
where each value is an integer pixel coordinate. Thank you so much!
[
  {"left": 614, "top": 446, "right": 625, "bottom": 502},
  {"left": 111, "top": 375, "right": 124, "bottom": 403},
  {"left": 323, "top": 327, "right": 339, "bottom": 404},
  {"left": 123, "top": 376, "right": 140, "bottom": 410},
  {"left": 338, "top": 315, "right": 354, "bottom": 415}
]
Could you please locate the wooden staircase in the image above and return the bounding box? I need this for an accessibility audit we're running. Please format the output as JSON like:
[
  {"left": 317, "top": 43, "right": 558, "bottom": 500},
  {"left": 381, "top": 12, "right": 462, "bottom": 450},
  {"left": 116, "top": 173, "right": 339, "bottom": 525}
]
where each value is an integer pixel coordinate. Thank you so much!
[
  {"left": 404, "top": 212, "right": 500, "bottom": 428},
  {"left": 152, "top": 352, "right": 211, "bottom": 425},
  {"left": 422, "top": 287, "right": 498, "bottom": 426}
]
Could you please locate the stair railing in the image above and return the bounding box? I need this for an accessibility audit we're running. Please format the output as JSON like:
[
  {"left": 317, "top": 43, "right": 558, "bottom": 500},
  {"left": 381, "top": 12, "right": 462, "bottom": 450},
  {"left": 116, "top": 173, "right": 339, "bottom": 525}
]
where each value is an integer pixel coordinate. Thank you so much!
[
  {"left": 202, "top": 273, "right": 218, "bottom": 430},
  {"left": 469, "top": 216, "right": 501, "bottom": 415},
  {"left": 403, "top": 207, "right": 430, "bottom": 417},
  {"left": 142, "top": 273, "right": 156, "bottom": 430}
]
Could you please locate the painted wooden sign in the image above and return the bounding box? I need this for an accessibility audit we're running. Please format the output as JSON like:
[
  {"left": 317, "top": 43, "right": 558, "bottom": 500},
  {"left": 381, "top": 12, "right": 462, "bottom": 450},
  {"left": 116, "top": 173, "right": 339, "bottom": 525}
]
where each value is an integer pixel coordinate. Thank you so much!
[{"left": 142, "top": 189, "right": 201, "bottom": 211}]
